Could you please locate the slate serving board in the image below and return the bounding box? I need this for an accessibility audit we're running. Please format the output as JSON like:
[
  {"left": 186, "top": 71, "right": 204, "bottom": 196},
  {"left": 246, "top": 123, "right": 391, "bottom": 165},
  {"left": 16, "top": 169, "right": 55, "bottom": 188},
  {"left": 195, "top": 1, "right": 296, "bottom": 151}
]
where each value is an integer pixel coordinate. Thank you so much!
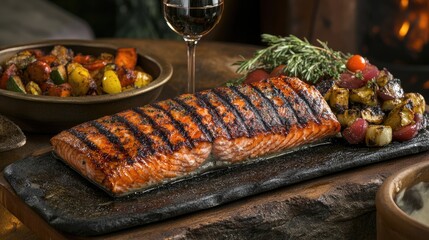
[{"left": 4, "top": 130, "right": 429, "bottom": 236}]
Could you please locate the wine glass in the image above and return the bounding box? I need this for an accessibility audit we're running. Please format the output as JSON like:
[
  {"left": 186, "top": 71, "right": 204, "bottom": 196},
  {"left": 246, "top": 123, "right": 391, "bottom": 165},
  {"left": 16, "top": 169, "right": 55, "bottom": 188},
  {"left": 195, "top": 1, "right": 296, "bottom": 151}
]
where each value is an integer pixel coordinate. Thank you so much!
[{"left": 163, "top": 0, "right": 224, "bottom": 94}]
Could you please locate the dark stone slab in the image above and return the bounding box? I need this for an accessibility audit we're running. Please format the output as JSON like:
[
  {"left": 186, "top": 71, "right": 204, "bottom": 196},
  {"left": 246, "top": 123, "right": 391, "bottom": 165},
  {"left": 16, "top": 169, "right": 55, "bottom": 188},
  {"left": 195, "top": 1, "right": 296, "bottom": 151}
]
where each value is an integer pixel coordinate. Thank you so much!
[{"left": 3, "top": 130, "right": 429, "bottom": 236}]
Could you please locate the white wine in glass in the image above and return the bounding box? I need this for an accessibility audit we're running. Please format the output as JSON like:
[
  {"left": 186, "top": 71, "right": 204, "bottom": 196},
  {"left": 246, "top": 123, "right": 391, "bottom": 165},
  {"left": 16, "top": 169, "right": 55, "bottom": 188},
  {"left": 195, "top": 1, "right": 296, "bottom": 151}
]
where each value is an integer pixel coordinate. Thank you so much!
[{"left": 163, "top": 0, "right": 224, "bottom": 94}]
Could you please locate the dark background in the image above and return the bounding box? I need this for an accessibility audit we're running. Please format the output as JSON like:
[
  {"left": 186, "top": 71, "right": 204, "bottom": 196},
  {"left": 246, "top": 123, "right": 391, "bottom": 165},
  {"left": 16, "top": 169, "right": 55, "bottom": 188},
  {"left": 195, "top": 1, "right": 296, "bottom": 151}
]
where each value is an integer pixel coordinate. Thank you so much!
[{"left": 47, "top": 0, "right": 264, "bottom": 45}]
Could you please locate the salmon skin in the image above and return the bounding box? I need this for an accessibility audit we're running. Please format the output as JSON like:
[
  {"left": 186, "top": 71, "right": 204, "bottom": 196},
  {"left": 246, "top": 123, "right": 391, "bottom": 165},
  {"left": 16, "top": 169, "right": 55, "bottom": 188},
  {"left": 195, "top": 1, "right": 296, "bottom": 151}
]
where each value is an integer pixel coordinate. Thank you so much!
[{"left": 51, "top": 76, "right": 341, "bottom": 196}]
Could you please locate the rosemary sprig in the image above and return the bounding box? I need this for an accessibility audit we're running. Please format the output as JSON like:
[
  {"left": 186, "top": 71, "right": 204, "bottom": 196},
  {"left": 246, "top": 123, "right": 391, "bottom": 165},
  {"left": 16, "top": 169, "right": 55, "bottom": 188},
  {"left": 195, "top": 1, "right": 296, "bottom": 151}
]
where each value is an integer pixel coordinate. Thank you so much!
[{"left": 230, "top": 34, "right": 350, "bottom": 85}]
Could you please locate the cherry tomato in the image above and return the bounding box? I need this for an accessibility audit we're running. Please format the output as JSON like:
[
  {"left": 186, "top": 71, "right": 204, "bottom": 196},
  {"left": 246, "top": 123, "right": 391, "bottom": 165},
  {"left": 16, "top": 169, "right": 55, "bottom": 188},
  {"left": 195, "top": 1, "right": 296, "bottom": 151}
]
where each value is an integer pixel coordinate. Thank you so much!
[
  {"left": 244, "top": 69, "right": 269, "bottom": 84},
  {"left": 26, "top": 61, "right": 51, "bottom": 84},
  {"left": 346, "top": 55, "right": 366, "bottom": 72}
]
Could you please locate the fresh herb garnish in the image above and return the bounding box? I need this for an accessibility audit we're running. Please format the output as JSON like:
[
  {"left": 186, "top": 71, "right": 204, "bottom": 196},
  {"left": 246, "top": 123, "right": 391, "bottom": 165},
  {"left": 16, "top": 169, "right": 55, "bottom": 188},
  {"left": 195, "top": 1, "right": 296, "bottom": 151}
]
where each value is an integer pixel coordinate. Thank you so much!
[{"left": 230, "top": 34, "right": 351, "bottom": 85}]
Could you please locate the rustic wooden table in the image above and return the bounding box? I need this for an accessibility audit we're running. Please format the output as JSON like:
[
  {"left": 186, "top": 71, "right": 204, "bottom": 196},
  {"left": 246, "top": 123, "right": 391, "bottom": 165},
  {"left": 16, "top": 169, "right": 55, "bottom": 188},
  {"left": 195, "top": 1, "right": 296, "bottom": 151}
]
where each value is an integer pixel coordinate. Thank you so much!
[{"left": 0, "top": 39, "right": 428, "bottom": 240}]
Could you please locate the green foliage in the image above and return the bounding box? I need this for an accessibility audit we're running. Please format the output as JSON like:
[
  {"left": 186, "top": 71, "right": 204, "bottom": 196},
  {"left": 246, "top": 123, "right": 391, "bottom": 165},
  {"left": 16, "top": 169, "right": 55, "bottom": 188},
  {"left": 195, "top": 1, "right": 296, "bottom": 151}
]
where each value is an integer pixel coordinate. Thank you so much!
[{"left": 231, "top": 34, "right": 351, "bottom": 85}]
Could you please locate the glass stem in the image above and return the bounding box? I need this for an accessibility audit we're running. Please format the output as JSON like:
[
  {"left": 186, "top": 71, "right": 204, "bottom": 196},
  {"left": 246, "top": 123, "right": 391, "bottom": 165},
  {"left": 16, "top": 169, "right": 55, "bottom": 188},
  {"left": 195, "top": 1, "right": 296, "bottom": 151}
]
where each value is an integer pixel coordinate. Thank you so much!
[{"left": 185, "top": 38, "right": 199, "bottom": 94}]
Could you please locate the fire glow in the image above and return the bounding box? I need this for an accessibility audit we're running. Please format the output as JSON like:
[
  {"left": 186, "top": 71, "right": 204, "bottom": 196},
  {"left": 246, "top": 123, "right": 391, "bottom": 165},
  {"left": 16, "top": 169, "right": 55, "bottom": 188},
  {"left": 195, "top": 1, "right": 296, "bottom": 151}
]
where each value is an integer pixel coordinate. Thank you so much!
[{"left": 395, "top": 0, "right": 429, "bottom": 54}]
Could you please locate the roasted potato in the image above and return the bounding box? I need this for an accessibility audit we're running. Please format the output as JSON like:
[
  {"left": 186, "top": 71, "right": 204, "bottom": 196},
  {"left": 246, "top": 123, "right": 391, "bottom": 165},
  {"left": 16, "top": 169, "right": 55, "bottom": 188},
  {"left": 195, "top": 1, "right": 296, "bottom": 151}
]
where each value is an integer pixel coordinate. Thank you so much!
[
  {"left": 404, "top": 93, "right": 426, "bottom": 115},
  {"left": 349, "top": 83, "right": 378, "bottom": 106},
  {"left": 376, "top": 68, "right": 393, "bottom": 87},
  {"left": 329, "top": 85, "right": 349, "bottom": 112},
  {"left": 336, "top": 108, "right": 361, "bottom": 127},
  {"left": 361, "top": 106, "right": 385, "bottom": 124},
  {"left": 365, "top": 125, "right": 392, "bottom": 147},
  {"left": 381, "top": 98, "right": 402, "bottom": 112},
  {"left": 383, "top": 102, "right": 414, "bottom": 131}
]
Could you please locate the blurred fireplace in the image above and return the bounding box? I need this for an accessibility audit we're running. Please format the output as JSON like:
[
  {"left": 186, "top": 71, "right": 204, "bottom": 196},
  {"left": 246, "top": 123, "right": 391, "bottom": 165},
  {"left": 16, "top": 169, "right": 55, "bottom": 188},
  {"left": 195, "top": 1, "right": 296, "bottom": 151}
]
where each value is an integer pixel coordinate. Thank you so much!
[
  {"left": 360, "top": 0, "right": 429, "bottom": 100},
  {"left": 259, "top": 0, "right": 429, "bottom": 99}
]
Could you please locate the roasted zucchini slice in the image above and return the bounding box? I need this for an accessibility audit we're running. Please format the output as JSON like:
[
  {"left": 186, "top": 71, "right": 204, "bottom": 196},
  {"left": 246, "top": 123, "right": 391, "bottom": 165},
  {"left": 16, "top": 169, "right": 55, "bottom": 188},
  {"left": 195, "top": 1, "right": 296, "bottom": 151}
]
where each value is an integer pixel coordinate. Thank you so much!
[
  {"left": 50, "top": 65, "right": 67, "bottom": 85},
  {"left": 6, "top": 75, "right": 26, "bottom": 93}
]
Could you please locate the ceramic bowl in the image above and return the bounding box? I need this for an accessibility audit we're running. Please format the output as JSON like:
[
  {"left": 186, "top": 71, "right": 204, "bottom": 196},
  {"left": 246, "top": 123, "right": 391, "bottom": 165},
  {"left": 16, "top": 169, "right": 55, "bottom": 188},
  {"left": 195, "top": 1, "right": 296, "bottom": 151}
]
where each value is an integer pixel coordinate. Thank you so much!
[
  {"left": 376, "top": 160, "right": 429, "bottom": 240},
  {"left": 0, "top": 40, "right": 173, "bottom": 133}
]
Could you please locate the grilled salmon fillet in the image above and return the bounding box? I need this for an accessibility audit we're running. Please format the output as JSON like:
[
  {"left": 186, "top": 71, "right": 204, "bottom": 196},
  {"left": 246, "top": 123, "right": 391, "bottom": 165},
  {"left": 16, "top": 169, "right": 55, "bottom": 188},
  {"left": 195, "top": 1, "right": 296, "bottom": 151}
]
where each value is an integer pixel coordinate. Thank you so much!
[{"left": 51, "top": 76, "right": 341, "bottom": 196}]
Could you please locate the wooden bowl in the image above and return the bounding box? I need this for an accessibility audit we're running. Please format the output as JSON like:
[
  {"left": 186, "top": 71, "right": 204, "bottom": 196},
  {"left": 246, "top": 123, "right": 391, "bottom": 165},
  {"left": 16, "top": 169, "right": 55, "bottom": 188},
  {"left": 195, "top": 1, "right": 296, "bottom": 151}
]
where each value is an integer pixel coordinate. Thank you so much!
[
  {"left": 0, "top": 40, "right": 173, "bottom": 133},
  {"left": 376, "top": 160, "right": 429, "bottom": 240}
]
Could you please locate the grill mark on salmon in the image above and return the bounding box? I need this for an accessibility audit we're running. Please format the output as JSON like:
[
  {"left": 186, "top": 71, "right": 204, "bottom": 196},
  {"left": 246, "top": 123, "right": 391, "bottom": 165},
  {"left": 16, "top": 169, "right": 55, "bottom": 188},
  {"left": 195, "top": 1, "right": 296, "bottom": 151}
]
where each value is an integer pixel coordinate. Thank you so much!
[
  {"left": 271, "top": 79, "right": 315, "bottom": 126},
  {"left": 111, "top": 114, "right": 155, "bottom": 157},
  {"left": 194, "top": 92, "right": 232, "bottom": 140},
  {"left": 283, "top": 78, "right": 321, "bottom": 124},
  {"left": 173, "top": 97, "right": 214, "bottom": 142},
  {"left": 67, "top": 128, "right": 98, "bottom": 151},
  {"left": 151, "top": 102, "right": 194, "bottom": 148},
  {"left": 230, "top": 85, "right": 269, "bottom": 132},
  {"left": 90, "top": 120, "right": 134, "bottom": 165},
  {"left": 211, "top": 88, "right": 251, "bottom": 137},
  {"left": 51, "top": 76, "right": 341, "bottom": 196},
  {"left": 249, "top": 84, "right": 287, "bottom": 132},
  {"left": 263, "top": 80, "right": 301, "bottom": 127},
  {"left": 132, "top": 107, "right": 174, "bottom": 153}
]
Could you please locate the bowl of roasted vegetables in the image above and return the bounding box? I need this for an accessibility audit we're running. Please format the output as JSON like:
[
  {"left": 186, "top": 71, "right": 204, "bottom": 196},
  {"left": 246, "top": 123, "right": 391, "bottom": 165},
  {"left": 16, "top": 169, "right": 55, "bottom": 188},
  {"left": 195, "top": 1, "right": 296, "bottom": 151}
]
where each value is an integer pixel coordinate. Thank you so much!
[{"left": 0, "top": 40, "right": 173, "bottom": 133}]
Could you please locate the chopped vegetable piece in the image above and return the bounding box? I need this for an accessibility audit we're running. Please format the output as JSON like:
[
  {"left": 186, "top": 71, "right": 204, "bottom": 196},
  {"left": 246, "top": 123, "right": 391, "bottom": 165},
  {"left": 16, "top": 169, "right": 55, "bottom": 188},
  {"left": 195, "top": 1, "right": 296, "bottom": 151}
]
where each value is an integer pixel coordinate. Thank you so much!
[
  {"left": 337, "top": 72, "right": 366, "bottom": 89},
  {"left": 26, "top": 61, "right": 51, "bottom": 84},
  {"left": 37, "top": 55, "right": 57, "bottom": 65},
  {"left": 361, "top": 106, "right": 385, "bottom": 124},
  {"left": 114, "top": 48, "right": 137, "bottom": 70},
  {"left": 349, "top": 84, "right": 378, "bottom": 106},
  {"left": 50, "top": 65, "right": 67, "bottom": 85},
  {"left": 25, "top": 81, "right": 42, "bottom": 95},
  {"left": 0, "top": 64, "right": 18, "bottom": 89},
  {"left": 102, "top": 70, "right": 122, "bottom": 94},
  {"left": 404, "top": 93, "right": 426, "bottom": 115},
  {"left": 383, "top": 103, "right": 414, "bottom": 130},
  {"left": 381, "top": 98, "right": 403, "bottom": 112},
  {"left": 336, "top": 109, "right": 361, "bottom": 127},
  {"left": 361, "top": 64, "right": 379, "bottom": 81},
  {"left": 329, "top": 86, "right": 349, "bottom": 112},
  {"left": 393, "top": 122, "right": 419, "bottom": 142},
  {"left": 117, "top": 67, "right": 135, "bottom": 87},
  {"left": 342, "top": 118, "right": 368, "bottom": 144},
  {"left": 48, "top": 83, "right": 72, "bottom": 97},
  {"left": 69, "top": 66, "right": 91, "bottom": 96},
  {"left": 365, "top": 125, "right": 392, "bottom": 147},
  {"left": 7, "top": 75, "right": 26, "bottom": 93},
  {"left": 134, "top": 71, "right": 152, "bottom": 88}
]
